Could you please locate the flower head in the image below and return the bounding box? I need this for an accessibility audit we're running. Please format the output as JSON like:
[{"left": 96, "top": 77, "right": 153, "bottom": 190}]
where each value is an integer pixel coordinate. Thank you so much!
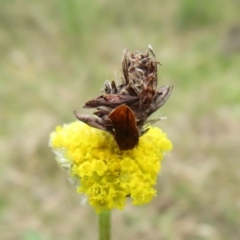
[
  {"left": 49, "top": 121, "right": 172, "bottom": 213},
  {"left": 49, "top": 46, "right": 173, "bottom": 213}
]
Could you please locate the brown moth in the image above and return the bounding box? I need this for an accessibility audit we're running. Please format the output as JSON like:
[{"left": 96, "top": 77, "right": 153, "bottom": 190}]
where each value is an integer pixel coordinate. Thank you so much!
[{"left": 108, "top": 104, "right": 139, "bottom": 151}]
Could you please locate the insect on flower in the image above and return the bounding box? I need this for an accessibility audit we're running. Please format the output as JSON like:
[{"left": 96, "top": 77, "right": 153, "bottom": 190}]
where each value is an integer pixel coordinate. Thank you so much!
[
  {"left": 108, "top": 104, "right": 139, "bottom": 150},
  {"left": 74, "top": 46, "right": 173, "bottom": 151}
]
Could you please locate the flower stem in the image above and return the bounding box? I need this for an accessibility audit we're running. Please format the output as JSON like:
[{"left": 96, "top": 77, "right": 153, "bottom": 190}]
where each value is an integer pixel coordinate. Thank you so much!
[{"left": 99, "top": 210, "right": 111, "bottom": 240}]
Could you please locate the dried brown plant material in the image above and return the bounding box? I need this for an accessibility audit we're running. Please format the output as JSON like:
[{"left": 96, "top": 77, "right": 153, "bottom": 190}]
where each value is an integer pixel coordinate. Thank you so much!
[{"left": 74, "top": 46, "right": 173, "bottom": 150}]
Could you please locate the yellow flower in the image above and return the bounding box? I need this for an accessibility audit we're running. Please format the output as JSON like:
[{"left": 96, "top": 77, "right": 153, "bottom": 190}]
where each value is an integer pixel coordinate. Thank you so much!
[{"left": 49, "top": 121, "right": 172, "bottom": 213}]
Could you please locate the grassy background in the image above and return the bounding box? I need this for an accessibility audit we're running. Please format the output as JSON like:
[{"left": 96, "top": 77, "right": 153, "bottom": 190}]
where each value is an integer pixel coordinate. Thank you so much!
[{"left": 1, "top": 0, "right": 240, "bottom": 239}]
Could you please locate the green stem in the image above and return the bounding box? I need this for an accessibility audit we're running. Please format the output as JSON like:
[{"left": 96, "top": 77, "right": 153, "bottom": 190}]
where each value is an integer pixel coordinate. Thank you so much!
[{"left": 99, "top": 210, "right": 111, "bottom": 240}]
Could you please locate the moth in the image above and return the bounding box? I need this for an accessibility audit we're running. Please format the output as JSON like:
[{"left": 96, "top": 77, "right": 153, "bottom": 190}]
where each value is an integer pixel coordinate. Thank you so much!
[{"left": 108, "top": 104, "right": 139, "bottom": 150}]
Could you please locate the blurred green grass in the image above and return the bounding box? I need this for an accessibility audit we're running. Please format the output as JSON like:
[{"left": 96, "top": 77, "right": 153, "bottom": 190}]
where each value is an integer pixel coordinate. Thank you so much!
[{"left": 1, "top": 0, "right": 240, "bottom": 239}]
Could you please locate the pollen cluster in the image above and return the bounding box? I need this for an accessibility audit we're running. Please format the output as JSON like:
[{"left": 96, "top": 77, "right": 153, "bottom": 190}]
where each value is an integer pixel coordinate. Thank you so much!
[{"left": 49, "top": 121, "right": 172, "bottom": 213}]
